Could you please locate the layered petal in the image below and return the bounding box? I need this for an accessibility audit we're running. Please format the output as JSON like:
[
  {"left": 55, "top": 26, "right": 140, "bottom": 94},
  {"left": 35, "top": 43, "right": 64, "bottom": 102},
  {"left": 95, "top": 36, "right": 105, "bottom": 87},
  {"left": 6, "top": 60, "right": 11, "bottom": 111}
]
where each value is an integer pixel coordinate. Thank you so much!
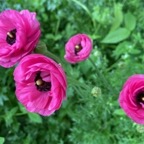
[
  {"left": 0, "top": 9, "right": 41, "bottom": 68},
  {"left": 119, "top": 74, "right": 144, "bottom": 124},
  {"left": 14, "top": 54, "right": 67, "bottom": 116},
  {"left": 64, "top": 34, "right": 92, "bottom": 63}
]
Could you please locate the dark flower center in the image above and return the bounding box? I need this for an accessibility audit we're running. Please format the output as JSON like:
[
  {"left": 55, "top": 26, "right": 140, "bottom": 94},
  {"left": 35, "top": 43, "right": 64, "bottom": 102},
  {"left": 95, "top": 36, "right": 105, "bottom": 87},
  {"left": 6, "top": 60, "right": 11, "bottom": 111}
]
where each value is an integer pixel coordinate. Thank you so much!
[
  {"left": 136, "top": 91, "right": 144, "bottom": 104},
  {"left": 6, "top": 29, "right": 17, "bottom": 45},
  {"left": 35, "top": 73, "right": 51, "bottom": 92},
  {"left": 74, "top": 44, "right": 83, "bottom": 55}
]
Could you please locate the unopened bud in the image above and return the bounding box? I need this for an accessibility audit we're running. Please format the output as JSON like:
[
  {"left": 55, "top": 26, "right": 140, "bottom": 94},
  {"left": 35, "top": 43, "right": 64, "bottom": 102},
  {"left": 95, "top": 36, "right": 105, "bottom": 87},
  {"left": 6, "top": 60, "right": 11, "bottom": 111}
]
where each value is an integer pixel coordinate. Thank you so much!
[{"left": 91, "top": 86, "right": 101, "bottom": 97}]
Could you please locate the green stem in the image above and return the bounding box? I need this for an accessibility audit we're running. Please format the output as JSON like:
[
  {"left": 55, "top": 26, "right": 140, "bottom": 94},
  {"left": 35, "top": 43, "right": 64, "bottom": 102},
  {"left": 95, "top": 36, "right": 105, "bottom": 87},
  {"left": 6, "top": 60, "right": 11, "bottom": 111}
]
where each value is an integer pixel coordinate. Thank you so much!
[
  {"left": 35, "top": 41, "right": 64, "bottom": 66},
  {"left": 89, "top": 57, "right": 115, "bottom": 94},
  {"left": 15, "top": 113, "right": 27, "bottom": 116},
  {"left": 45, "top": 51, "right": 69, "bottom": 72},
  {"left": 45, "top": 51, "right": 62, "bottom": 64},
  {"left": 55, "top": 19, "right": 60, "bottom": 35},
  {"left": 68, "top": 76, "right": 90, "bottom": 90}
]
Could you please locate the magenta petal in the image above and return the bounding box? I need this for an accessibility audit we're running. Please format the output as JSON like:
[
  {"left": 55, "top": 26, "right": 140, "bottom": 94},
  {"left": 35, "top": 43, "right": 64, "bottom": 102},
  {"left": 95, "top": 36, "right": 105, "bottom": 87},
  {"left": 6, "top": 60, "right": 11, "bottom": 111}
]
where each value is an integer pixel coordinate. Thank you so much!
[
  {"left": 64, "top": 33, "right": 93, "bottom": 64},
  {"left": 14, "top": 54, "right": 67, "bottom": 116},
  {"left": 0, "top": 9, "right": 41, "bottom": 68},
  {"left": 119, "top": 74, "right": 144, "bottom": 124}
]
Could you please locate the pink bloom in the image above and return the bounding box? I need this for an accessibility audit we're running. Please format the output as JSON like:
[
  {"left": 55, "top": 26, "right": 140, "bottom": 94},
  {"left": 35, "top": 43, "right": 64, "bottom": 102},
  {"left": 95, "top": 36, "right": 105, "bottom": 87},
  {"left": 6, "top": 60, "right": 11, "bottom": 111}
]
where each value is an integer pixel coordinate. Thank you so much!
[
  {"left": 0, "top": 9, "right": 41, "bottom": 68},
  {"left": 14, "top": 54, "right": 67, "bottom": 116},
  {"left": 119, "top": 74, "right": 144, "bottom": 124},
  {"left": 64, "top": 34, "right": 92, "bottom": 63}
]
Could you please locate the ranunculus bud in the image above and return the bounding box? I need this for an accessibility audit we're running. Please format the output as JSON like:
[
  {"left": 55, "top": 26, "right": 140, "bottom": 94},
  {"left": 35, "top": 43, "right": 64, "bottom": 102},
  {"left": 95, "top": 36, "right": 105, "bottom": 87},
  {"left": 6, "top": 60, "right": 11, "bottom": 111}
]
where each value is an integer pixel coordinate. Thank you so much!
[
  {"left": 0, "top": 9, "right": 41, "bottom": 68},
  {"left": 14, "top": 54, "right": 67, "bottom": 116},
  {"left": 64, "top": 34, "right": 92, "bottom": 63},
  {"left": 119, "top": 74, "right": 144, "bottom": 124}
]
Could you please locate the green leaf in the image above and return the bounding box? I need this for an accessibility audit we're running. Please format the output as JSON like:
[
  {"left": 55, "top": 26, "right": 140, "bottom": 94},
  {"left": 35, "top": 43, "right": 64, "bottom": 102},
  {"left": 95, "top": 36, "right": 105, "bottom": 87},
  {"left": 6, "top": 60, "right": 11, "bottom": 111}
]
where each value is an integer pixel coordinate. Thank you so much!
[
  {"left": 35, "top": 41, "right": 48, "bottom": 55},
  {"left": 101, "top": 28, "right": 130, "bottom": 43},
  {"left": 113, "top": 109, "right": 125, "bottom": 116},
  {"left": 28, "top": 113, "right": 42, "bottom": 123},
  {"left": 45, "top": 34, "right": 62, "bottom": 41},
  {"left": 110, "top": 3, "right": 123, "bottom": 31},
  {"left": 71, "top": 0, "right": 91, "bottom": 17},
  {"left": 0, "top": 94, "right": 8, "bottom": 106},
  {"left": 4, "top": 107, "right": 18, "bottom": 127},
  {"left": 0, "top": 137, "right": 5, "bottom": 144},
  {"left": 113, "top": 41, "right": 131, "bottom": 58},
  {"left": 35, "top": 41, "right": 62, "bottom": 63},
  {"left": 124, "top": 12, "right": 136, "bottom": 31},
  {"left": 18, "top": 103, "right": 27, "bottom": 114}
]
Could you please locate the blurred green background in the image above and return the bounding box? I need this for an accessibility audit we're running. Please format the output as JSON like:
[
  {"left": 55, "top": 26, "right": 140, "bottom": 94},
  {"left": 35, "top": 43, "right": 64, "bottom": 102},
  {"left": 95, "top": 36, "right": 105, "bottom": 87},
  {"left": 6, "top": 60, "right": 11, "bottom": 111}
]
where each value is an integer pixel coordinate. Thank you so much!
[{"left": 1, "top": 0, "right": 144, "bottom": 144}]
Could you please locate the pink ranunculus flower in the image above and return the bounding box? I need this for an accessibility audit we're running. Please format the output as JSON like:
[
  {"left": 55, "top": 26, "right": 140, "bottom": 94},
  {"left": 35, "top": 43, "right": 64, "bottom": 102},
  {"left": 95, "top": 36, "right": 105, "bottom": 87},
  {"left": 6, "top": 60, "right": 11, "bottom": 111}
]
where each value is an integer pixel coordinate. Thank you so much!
[
  {"left": 64, "top": 33, "right": 92, "bottom": 63},
  {"left": 119, "top": 74, "right": 144, "bottom": 124},
  {"left": 14, "top": 54, "right": 67, "bottom": 116},
  {"left": 0, "top": 9, "right": 41, "bottom": 68}
]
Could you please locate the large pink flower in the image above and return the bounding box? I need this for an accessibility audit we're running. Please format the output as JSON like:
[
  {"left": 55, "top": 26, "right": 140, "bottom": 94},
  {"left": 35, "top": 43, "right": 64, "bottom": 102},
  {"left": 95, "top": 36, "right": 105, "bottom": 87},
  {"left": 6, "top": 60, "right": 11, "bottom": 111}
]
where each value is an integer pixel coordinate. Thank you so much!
[
  {"left": 14, "top": 54, "right": 67, "bottom": 116},
  {"left": 64, "top": 34, "right": 92, "bottom": 63},
  {"left": 0, "top": 9, "right": 41, "bottom": 68},
  {"left": 119, "top": 74, "right": 144, "bottom": 124}
]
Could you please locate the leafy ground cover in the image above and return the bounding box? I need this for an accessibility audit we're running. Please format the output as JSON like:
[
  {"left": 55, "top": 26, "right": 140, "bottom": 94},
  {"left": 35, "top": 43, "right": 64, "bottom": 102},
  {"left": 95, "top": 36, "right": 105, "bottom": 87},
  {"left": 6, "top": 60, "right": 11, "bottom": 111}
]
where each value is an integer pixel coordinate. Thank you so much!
[{"left": 1, "top": 0, "right": 144, "bottom": 144}]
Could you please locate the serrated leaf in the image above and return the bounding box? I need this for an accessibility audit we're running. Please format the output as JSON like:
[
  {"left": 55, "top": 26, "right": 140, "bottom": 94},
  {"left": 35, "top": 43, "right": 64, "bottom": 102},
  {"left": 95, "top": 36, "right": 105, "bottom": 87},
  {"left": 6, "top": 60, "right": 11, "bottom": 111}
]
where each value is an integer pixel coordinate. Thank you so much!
[
  {"left": 28, "top": 113, "right": 42, "bottom": 123},
  {"left": 0, "top": 137, "right": 5, "bottom": 144},
  {"left": 101, "top": 28, "right": 130, "bottom": 43},
  {"left": 18, "top": 103, "right": 27, "bottom": 114},
  {"left": 0, "top": 94, "right": 8, "bottom": 106},
  {"left": 4, "top": 107, "right": 18, "bottom": 127},
  {"left": 124, "top": 12, "right": 136, "bottom": 31},
  {"left": 113, "top": 41, "right": 131, "bottom": 58}
]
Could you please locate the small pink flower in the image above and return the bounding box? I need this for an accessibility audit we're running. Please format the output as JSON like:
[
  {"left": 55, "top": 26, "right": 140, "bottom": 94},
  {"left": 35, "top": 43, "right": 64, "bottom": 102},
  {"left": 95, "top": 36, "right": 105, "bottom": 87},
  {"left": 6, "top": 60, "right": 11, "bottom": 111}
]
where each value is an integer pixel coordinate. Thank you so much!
[
  {"left": 64, "top": 34, "right": 92, "bottom": 63},
  {"left": 119, "top": 74, "right": 144, "bottom": 124},
  {"left": 14, "top": 54, "right": 67, "bottom": 116},
  {"left": 0, "top": 9, "right": 41, "bottom": 68}
]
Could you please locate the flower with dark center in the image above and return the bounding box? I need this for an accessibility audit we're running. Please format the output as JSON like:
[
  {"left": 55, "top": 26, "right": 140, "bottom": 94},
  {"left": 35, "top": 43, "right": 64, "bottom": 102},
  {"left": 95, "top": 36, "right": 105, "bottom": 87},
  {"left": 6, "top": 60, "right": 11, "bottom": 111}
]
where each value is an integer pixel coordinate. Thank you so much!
[
  {"left": 0, "top": 9, "right": 41, "bottom": 68},
  {"left": 119, "top": 74, "right": 144, "bottom": 124},
  {"left": 35, "top": 72, "right": 51, "bottom": 92},
  {"left": 14, "top": 54, "right": 67, "bottom": 116},
  {"left": 6, "top": 29, "right": 17, "bottom": 45},
  {"left": 136, "top": 91, "right": 144, "bottom": 105},
  {"left": 64, "top": 33, "right": 92, "bottom": 63},
  {"left": 74, "top": 44, "right": 83, "bottom": 55}
]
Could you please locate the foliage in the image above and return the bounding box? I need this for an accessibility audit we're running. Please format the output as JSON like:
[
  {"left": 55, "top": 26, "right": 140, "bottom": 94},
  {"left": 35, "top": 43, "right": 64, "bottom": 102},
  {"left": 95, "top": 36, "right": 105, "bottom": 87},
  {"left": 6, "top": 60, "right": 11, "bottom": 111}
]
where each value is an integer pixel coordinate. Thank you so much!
[{"left": 0, "top": 0, "right": 144, "bottom": 144}]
